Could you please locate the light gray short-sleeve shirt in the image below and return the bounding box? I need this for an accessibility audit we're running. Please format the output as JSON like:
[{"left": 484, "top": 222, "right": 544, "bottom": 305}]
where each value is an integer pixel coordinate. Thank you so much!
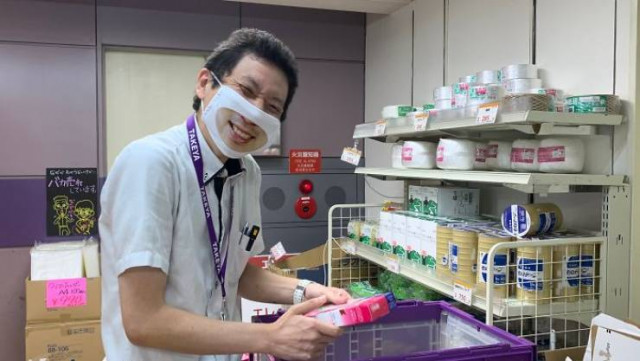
[{"left": 100, "top": 119, "right": 264, "bottom": 361}]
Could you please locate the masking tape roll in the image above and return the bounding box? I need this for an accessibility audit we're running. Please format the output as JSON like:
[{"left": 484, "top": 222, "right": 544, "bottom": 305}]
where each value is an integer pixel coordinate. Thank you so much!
[
  {"left": 501, "top": 64, "right": 538, "bottom": 80},
  {"left": 501, "top": 203, "right": 564, "bottom": 238},
  {"left": 516, "top": 246, "right": 552, "bottom": 303}
]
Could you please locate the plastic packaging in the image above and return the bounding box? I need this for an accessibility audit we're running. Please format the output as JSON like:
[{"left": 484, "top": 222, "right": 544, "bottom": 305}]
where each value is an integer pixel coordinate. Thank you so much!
[
  {"left": 477, "top": 231, "right": 513, "bottom": 299},
  {"left": 402, "top": 141, "right": 438, "bottom": 168},
  {"left": 564, "top": 94, "right": 621, "bottom": 114},
  {"left": 486, "top": 140, "right": 512, "bottom": 171},
  {"left": 305, "top": 293, "right": 396, "bottom": 327},
  {"left": 435, "top": 99, "right": 454, "bottom": 110},
  {"left": 474, "top": 142, "right": 489, "bottom": 170},
  {"left": 501, "top": 203, "right": 564, "bottom": 238},
  {"left": 459, "top": 74, "right": 478, "bottom": 84},
  {"left": 552, "top": 245, "right": 581, "bottom": 302},
  {"left": 391, "top": 143, "right": 405, "bottom": 169},
  {"left": 501, "top": 93, "right": 553, "bottom": 112},
  {"left": 467, "top": 84, "right": 504, "bottom": 106},
  {"left": 511, "top": 139, "right": 540, "bottom": 172},
  {"left": 476, "top": 70, "right": 501, "bottom": 85},
  {"left": 360, "top": 221, "right": 378, "bottom": 246},
  {"left": 538, "top": 137, "right": 585, "bottom": 173},
  {"left": 436, "top": 139, "right": 477, "bottom": 170},
  {"left": 382, "top": 105, "right": 414, "bottom": 119},
  {"left": 502, "top": 78, "right": 543, "bottom": 93},
  {"left": 517, "top": 246, "right": 552, "bottom": 304},
  {"left": 436, "top": 225, "right": 453, "bottom": 279},
  {"left": 501, "top": 64, "right": 538, "bottom": 80},
  {"left": 433, "top": 86, "right": 453, "bottom": 101},
  {"left": 449, "top": 227, "right": 478, "bottom": 285},
  {"left": 453, "top": 82, "right": 470, "bottom": 108}
]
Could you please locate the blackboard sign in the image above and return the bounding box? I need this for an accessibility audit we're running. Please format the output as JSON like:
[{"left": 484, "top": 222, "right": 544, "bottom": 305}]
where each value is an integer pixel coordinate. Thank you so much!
[{"left": 46, "top": 168, "right": 98, "bottom": 237}]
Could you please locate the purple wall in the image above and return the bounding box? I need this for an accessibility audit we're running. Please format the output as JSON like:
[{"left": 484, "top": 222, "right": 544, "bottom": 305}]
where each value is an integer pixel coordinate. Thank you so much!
[{"left": 0, "top": 1, "right": 364, "bottom": 359}]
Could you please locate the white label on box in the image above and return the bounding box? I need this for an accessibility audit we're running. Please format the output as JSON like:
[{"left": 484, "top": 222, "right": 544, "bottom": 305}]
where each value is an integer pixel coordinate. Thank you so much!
[
  {"left": 453, "top": 281, "right": 473, "bottom": 306},
  {"left": 374, "top": 120, "right": 386, "bottom": 136},
  {"left": 341, "top": 147, "right": 362, "bottom": 166}
]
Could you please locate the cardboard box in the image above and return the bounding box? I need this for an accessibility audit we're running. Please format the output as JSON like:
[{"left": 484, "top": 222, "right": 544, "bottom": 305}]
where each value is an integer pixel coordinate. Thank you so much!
[
  {"left": 408, "top": 186, "right": 479, "bottom": 217},
  {"left": 584, "top": 313, "right": 640, "bottom": 361},
  {"left": 26, "top": 277, "right": 101, "bottom": 324},
  {"left": 25, "top": 320, "right": 104, "bottom": 361},
  {"left": 541, "top": 346, "right": 586, "bottom": 361}
]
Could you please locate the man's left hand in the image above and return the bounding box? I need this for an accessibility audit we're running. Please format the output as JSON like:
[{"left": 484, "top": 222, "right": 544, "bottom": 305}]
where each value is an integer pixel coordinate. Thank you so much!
[{"left": 304, "top": 283, "right": 350, "bottom": 305}]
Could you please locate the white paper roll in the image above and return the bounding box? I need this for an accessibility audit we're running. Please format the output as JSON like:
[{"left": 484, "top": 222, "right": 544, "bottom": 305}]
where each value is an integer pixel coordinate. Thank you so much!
[
  {"left": 433, "top": 86, "right": 453, "bottom": 101},
  {"left": 392, "top": 143, "right": 405, "bottom": 169},
  {"left": 476, "top": 70, "right": 501, "bottom": 85},
  {"left": 511, "top": 139, "right": 540, "bottom": 172},
  {"left": 538, "top": 138, "right": 585, "bottom": 173},
  {"left": 402, "top": 141, "right": 438, "bottom": 168},
  {"left": 502, "top": 78, "right": 543, "bottom": 94},
  {"left": 501, "top": 64, "right": 538, "bottom": 80},
  {"left": 486, "top": 141, "right": 512, "bottom": 171},
  {"left": 382, "top": 105, "right": 414, "bottom": 119},
  {"left": 436, "top": 139, "right": 476, "bottom": 170},
  {"left": 474, "top": 143, "right": 489, "bottom": 170},
  {"left": 467, "top": 84, "right": 504, "bottom": 106}
]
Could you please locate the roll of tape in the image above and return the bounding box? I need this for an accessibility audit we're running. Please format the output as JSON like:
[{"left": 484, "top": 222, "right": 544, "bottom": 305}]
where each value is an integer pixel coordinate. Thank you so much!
[
  {"left": 564, "top": 95, "right": 621, "bottom": 114},
  {"left": 453, "top": 82, "right": 470, "bottom": 109},
  {"left": 382, "top": 105, "right": 415, "bottom": 119},
  {"left": 459, "top": 74, "right": 477, "bottom": 84},
  {"left": 436, "top": 138, "right": 476, "bottom": 170},
  {"left": 433, "top": 86, "right": 454, "bottom": 101},
  {"left": 538, "top": 137, "right": 585, "bottom": 173},
  {"left": 501, "top": 64, "right": 538, "bottom": 80},
  {"left": 476, "top": 70, "right": 501, "bottom": 85},
  {"left": 502, "top": 78, "right": 543, "bottom": 93},
  {"left": 435, "top": 99, "right": 454, "bottom": 110},
  {"left": 486, "top": 141, "right": 512, "bottom": 171},
  {"left": 501, "top": 203, "right": 563, "bottom": 238},
  {"left": 467, "top": 84, "right": 504, "bottom": 106},
  {"left": 391, "top": 143, "right": 405, "bottom": 169},
  {"left": 501, "top": 94, "right": 553, "bottom": 113},
  {"left": 401, "top": 141, "right": 437, "bottom": 169},
  {"left": 511, "top": 139, "right": 540, "bottom": 172}
]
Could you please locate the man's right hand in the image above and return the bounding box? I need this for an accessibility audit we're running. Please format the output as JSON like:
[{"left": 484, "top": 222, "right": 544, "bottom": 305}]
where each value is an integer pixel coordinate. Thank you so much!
[{"left": 266, "top": 296, "right": 343, "bottom": 360}]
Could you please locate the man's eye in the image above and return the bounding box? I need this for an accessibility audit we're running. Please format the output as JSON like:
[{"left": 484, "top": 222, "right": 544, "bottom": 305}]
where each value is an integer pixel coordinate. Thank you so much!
[{"left": 239, "top": 84, "right": 257, "bottom": 98}]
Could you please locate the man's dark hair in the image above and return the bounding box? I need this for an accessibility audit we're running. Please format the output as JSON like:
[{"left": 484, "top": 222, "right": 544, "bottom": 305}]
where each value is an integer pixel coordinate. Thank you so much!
[{"left": 193, "top": 28, "right": 298, "bottom": 121}]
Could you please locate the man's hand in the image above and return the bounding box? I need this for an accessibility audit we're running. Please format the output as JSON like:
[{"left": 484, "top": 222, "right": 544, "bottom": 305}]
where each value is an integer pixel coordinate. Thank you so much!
[
  {"left": 305, "top": 283, "right": 351, "bottom": 305},
  {"left": 266, "top": 296, "right": 342, "bottom": 360}
]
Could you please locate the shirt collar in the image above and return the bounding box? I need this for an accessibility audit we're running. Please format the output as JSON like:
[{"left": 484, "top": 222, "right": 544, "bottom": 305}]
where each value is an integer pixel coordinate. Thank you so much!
[{"left": 192, "top": 116, "right": 245, "bottom": 184}]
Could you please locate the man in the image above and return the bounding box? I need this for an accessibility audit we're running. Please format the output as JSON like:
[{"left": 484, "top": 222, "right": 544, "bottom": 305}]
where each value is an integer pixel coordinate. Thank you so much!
[{"left": 100, "top": 28, "right": 349, "bottom": 361}]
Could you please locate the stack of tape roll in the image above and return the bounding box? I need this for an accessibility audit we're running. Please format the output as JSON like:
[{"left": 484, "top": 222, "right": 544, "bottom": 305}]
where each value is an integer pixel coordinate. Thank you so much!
[
  {"left": 382, "top": 105, "right": 415, "bottom": 119},
  {"left": 450, "top": 227, "right": 478, "bottom": 285},
  {"left": 517, "top": 246, "right": 552, "bottom": 304},
  {"left": 511, "top": 139, "right": 540, "bottom": 172},
  {"left": 486, "top": 140, "right": 512, "bottom": 171},
  {"left": 453, "top": 82, "right": 470, "bottom": 108},
  {"left": 434, "top": 86, "right": 454, "bottom": 110},
  {"left": 391, "top": 143, "right": 405, "bottom": 169},
  {"left": 580, "top": 243, "right": 598, "bottom": 300},
  {"left": 477, "top": 231, "right": 514, "bottom": 299},
  {"left": 474, "top": 142, "right": 489, "bottom": 170},
  {"left": 552, "top": 245, "right": 581, "bottom": 302},
  {"left": 476, "top": 70, "right": 501, "bottom": 85},
  {"left": 401, "top": 141, "right": 437, "bottom": 169},
  {"left": 436, "top": 225, "right": 453, "bottom": 279},
  {"left": 501, "top": 64, "right": 538, "bottom": 80},
  {"left": 459, "top": 74, "right": 477, "bottom": 84},
  {"left": 538, "top": 137, "right": 585, "bottom": 173},
  {"left": 467, "top": 84, "right": 504, "bottom": 106},
  {"left": 501, "top": 203, "right": 564, "bottom": 238},
  {"left": 564, "top": 95, "right": 621, "bottom": 115},
  {"left": 502, "top": 78, "right": 543, "bottom": 93},
  {"left": 436, "top": 138, "right": 477, "bottom": 170},
  {"left": 501, "top": 93, "right": 553, "bottom": 112}
]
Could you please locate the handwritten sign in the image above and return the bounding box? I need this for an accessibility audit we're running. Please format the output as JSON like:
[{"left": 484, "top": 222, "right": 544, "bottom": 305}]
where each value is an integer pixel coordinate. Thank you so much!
[
  {"left": 289, "top": 149, "right": 322, "bottom": 173},
  {"left": 453, "top": 281, "right": 473, "bottom": 306},
  {"left": 46, "top": 168, "right": 98, "bottom": 237},
  {"left": 46, "top": 278, "right": 87, "bottom": 309}
]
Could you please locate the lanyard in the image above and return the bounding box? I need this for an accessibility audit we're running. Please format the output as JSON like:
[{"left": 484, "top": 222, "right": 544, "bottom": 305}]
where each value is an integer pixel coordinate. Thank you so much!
[{"left": 186, "top": 114, "right": 229, "bottom": 320}]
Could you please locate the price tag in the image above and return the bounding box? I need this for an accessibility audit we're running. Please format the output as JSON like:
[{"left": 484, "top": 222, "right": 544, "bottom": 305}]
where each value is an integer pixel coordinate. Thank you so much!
[
  {"left": 476, "top": 102, "right": 500, "bottom": 124},
  {"left": 46, "top": 278, "right": 87, "bottom": 309},
  {"left": 340, "top": 147, "right": 362, "bottom": 166},
  {"left": 385, "top": 255, "right": 400, "bottom": 273},
  {"left": 453, "top": 281, "right": 473, "bottom": 306},
  {"left": 412, "top": 112, "right": 430, "bottom": 131},
  {"left": 342, "top": 240, "right": 357, "bottom": 255},
  {"left": 374, "top": 120, "right": 387, "bottom": 136},
  {"left": 270, "top": 242, "right": 287, "bottom": 262}
]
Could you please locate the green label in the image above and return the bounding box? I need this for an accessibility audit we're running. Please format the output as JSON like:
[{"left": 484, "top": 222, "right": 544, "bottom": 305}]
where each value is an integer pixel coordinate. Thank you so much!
[
  {"left": 394, "top": 246, "right": 406, "bottom": 257},
  {"left": 424, "top": 200, "right": 438, "bottom": 216},
  {"left": 398, "top": 105, "right": 415, "bottom": 117},
  {"left": 381, "top": 242, "right": 393, "bottom": 253},
  {"left": 408, "top": 251, "right": 422, "bottom": 263},
  {"left": 409, "top": 199, "right": 423, "bottom": 213},
  {"left": 423, "top": 104, "right": 435, "bottom": 111},
  {"left": 360, "top": 235, "right": 371, "bottom": 245},
  {"left": 423, "top": 255, "right": 437, "bottom": 269}
]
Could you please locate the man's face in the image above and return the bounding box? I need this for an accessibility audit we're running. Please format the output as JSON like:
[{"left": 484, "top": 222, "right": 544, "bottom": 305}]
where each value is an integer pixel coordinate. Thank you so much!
[{"left": 200, "top": 55, "right": 288, "bottom": 154}]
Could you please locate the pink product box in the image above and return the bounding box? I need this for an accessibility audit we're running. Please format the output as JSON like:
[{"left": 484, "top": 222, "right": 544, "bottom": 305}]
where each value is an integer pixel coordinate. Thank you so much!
[{"left": 305, "top": 293, "right": 396, "bottom": 327}]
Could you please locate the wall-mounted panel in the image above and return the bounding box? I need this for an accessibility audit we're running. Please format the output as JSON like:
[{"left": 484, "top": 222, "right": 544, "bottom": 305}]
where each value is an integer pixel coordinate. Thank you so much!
[
  {"left": 0, "top": 0, "right": 95, "bottom": 46},
  {"left": 282, "top": 59, "right": 364, "bottom": 156},
  {"left": 446, "top": 0, "right": 532, "bottom": 83},
  {"left": 0, "top": 247, "right": 30, "bottom": 361},
  {"left": 0, "top": 43, "right": 97, "bottom": 175},
  {"left": 0, "top": 178, "right": 47, "bottom": 247},
  {"left": 536, "top": 0, "right": 615, "bottom": 95},
  {"left": 241, "top": 3, "right": 365, "bottom": 61},
  {"left": 97, "top": 0, "right": 239, "bottom": 51},
  {"left": 413, "top": 0, "right": 445, "bottom": 106}
]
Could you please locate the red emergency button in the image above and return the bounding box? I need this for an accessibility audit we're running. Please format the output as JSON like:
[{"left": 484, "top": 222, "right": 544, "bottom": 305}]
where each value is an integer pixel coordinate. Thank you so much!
[
  {"left": 299, "top": 179, "right": 313, "bottom": 194},
  {"left": 294, "top": 196, "right": 317, "bottom": 219}
]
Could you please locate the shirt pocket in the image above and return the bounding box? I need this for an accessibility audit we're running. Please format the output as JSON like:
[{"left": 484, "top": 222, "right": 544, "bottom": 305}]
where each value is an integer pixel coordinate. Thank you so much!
[{"left": 226, "top": 229, "right": 253, "bottom": 286}]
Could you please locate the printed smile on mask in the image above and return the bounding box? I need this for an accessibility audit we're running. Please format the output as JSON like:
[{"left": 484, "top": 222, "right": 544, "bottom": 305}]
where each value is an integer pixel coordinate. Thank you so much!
[{"left": 228, "top": 119, "right": 256, "bottom": 144}]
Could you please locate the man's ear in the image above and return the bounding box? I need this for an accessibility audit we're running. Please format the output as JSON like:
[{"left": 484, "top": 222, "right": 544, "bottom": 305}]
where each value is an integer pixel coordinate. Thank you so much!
[{"left": 195, "top": 68, "right": 211, "bottom": 100}]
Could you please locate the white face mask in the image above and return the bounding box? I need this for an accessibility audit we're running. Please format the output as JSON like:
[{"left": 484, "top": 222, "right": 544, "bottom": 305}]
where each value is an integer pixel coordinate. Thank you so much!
[{"left": 200, "top": 72, "right": 281, "bottom": 159}]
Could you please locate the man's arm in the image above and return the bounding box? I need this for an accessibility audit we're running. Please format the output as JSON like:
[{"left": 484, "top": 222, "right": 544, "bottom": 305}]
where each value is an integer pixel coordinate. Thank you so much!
[
  {"left": 119, "top": 266, "right": 341, "bottom": 360},
  {"left": 238, "top": 264, "right": 350, "bottom": 305}
]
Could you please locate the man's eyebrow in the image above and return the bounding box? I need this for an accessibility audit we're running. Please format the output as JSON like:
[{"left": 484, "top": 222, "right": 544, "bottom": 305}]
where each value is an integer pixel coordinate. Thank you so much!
[{"left": 241, "top": 75, "right": 285, "bottom": 107}]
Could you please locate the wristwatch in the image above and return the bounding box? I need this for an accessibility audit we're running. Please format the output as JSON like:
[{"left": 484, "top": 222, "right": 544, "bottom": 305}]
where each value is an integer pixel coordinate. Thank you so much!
[{"left": 293, "top": 279, "right": 315, "bottom": 304}]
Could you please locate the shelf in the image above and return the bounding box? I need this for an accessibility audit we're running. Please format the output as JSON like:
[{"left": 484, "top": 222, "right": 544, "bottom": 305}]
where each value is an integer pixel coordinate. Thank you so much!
[
  {"left": 355, "top": 167, "right": 626, "bottom": 192},
  {"left": 338, "top": 239, "right": 601, "bottom": 318},
  {"left": 354, "top": 110, "right": 624, "bottom": 142}
]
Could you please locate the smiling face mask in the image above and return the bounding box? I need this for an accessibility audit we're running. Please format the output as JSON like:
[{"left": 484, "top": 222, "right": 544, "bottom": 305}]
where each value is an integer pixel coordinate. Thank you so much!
[{"left": 200, "top": 72, "right": 281, "bottom": 159}]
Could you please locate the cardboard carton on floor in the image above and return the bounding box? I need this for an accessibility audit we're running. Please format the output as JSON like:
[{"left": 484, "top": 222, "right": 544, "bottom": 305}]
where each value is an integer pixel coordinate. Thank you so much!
[
  {"left": 584, "top": 313, "right": 640, "bottom": 361},
  {"left": 26, "top": 277, "right": 101, "bottom": 324},
  {"left": 541, "top": 346, "right": 586, "bottom": 361},
  {"left": 25, "top": 320, "right": 104, "bottom": 361}
]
